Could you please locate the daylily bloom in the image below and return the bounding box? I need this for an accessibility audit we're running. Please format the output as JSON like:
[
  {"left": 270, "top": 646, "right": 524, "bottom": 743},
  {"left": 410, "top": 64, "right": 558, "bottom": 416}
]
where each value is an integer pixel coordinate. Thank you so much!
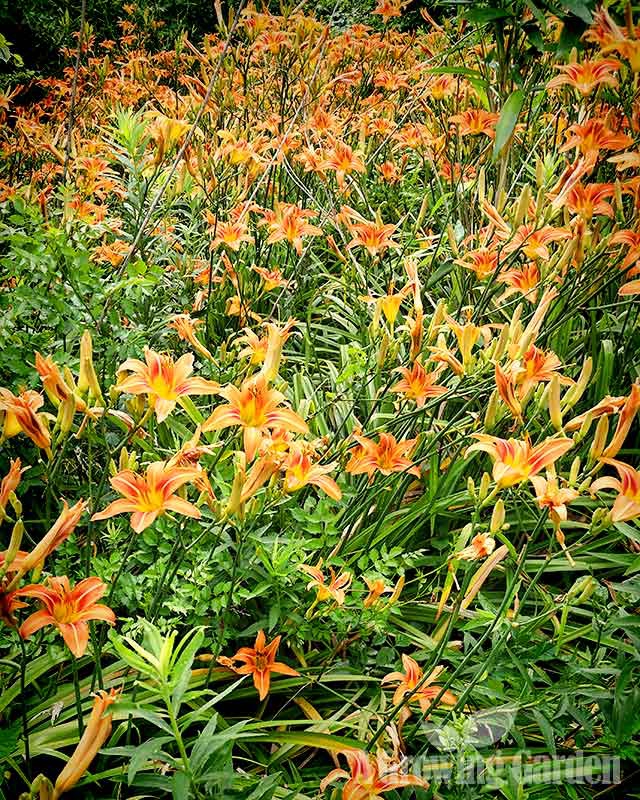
[
  {"left": 373, "top": 0, "right": 405, "bottom": 24},
  {"left": 512, "top": 344, "right": 571, "bottom": 399},
  {"left": 117, "top": 347, "right": 219, "bottom": 423},
  {"left": 346, "top": 432, "right": 421, "bottom": 478},
  {"left": 91, "top": 461, "right": 202, "bottom": 532},
  {"left": 361, "top": 283, "right": 410, "bottom": 328},
  {"left": 390, "top": 361, "right": 447, "bottom": 407},
  {"left": 320, "top": 748, "right": 427, "bottom": 800},
  {"left": 560, "top": 119, "right": 633, "bottom": 165},
  {"left": 467, "top": 434, "right": 574, "bottom": 487},
  {"left": 498, "top": 262, "right": 540, "bottom": 303},
  {"left": 299, "top": 559, "right": 352, "bottom": 605},
  {"left": 382, "top": 656, "right": 457, "bottom": 725},
  {"left": 51, "top": 688, "right": 120, "bottom": 799},
  {"left": 601, "top": 382, "right": 640, "bottom": 459},
  {"left": 503, "top": 224, "right": 571, "bottom": 261},
  {"left": 18, "top": 576, "right": 115, "bottom": 657},
  {"left": 252, "top": 265, "right": 288, "bottom": 292},
  {"left": 217, "top": 629, "right": 300, "bottom": 700},
  {"left": 530, "top": 472, "right": 579, "bottom": 560},
  {"left": 323, "top": 139, "right": 366, "bottom": 188},
  {"left": 455, "top": 247, "right": 499, "bottom": 280},
  {"left": 202, "top": 374, "right": 308, "bottom": 461},
  {"left": 282, "top": 445, "right": 341, "bottom": 500},
  {"left": 449, "top": 108, "right": 499, "bottom": 137},
  {"left": 546, "top": 59, "right": 620, "bottom": 95},
  {"left": 259, "top": 202, "right": 322, "bottom": 255},
  {"left": 346, "top": 219, "right": 399, "bottom": 257},
  {"left": 610, "top": 229, "right": 640, "bottom": 276},
  {"left": 0, "top": 388, "right": 51, "bottom": 451},
  {"left": 210, "top": 218, "right": 253, "bottom": 251},
  {"left": 35, "top": 352, "right": 75, "bottom": 406},
  {"left": 565, "top": 182, "right": 615, "bottom": 221},
  {"left": 591, "top": 458, "right": 640, "bottom": 522}
]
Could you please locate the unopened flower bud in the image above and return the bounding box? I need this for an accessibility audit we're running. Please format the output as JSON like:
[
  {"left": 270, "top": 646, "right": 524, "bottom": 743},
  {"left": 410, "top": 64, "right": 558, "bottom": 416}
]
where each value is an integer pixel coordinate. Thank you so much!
[
  {"left": 490, "top": 499, "right": 505, "bottom": 533},
  {"left": 479, "top": 471, "right": 491, "bottom": 501},
  {"left": 589, "top": 416, "right": 609, "bottom": 461}
]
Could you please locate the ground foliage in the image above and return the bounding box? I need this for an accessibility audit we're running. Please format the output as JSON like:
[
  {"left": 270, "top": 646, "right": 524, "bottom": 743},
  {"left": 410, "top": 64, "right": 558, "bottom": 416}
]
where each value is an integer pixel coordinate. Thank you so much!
[{"left": 1, "top": 1, "right": 640, "bottom": 799}]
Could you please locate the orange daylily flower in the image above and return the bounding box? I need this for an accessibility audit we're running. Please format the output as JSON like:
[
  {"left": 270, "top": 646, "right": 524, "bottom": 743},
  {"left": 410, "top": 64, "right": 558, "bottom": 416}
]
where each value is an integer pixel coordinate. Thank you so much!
[
  {"left": 512, "top": 344, "right": 571, "bottom": 399},
  {"left": 320, "top": 748, "right": 427, "bottom": 800},
  {"left": 565, "top": 182, "right": 615, "bottom": 221},
  {"left": 468, "top": 434, "right": 574, "bottom": 487},
  {"left": 0, "top": 388, "right": 51, "bottom": 451},
  {"left": 610, "top": 229, "right": 640, "bottom": 276},
  {"left": 299, "top": 558, "right": 352, "bottom": 606},
  {"left": 117, "top": 347, "right": 219, "bottom": 423},
  {"left": 346, "top": 219, "right": 399, "bottom": 257},
  {"left": 503, "top": 224, "right": 571, "bottom": 261},
  {"left": 323, "top": 139, "right": 366, "bottom": 188},
  {"left": 373, "top": 0, "right": 405, "bottom": 24},
  {"left": 546, "top": 59, "right": 620, "bottom": 95},
  {"left": 217, "top": 629, "right": 300, "bottom": 700},
  {"left": 18, "top": 576, "right": 115, "bottom": 658},
  {"left": 202, "top": 374, "right": 308, "bottom": 461},
  {"left": 91, "top": 461, "right": 202, "bottom": 532},
  {"left": 210, "top": 218, "right": 253, "bottom": 251},
  {"left": 252, "top": 265, "right": 289, "bottom": 291},
  {"left": 51, "top": 688, "right": 120, "bottom": 799},
  {"left": 530, "top": 472, "right": 579, "bottom": 560},
  {"left": 282, "top": 445, "right": 341, "bottom": 500},
  {"left": 455, "top": 247, "right": 499, "bottom": 280},
  {"left": 34, "top": 352, "right": 76, "bottom": 406},
  {"left": 498, "top": 262, "right": 540, "bottom": 303},
  {"left": 382, "top": 655, "right": 457, "bottom": 725},
  {"left": 390, "top": 361, "right": 447, "bottom": 407},
  {"left": 346, "top": 432, "right": 421, "bottom": 478},
  {"left": 601, "top": 382, "right": 640, "bottom": 459},
  {"left": 449, "top": 108, "right": 499, "bottom": 138},
  {"left": 591, "top": 458, "right": 640, "bottom": 522},
  {"left": 260, "top": 202, "right": 322, "bottom": 255},
  {"left": 560, "top": 119, "right": 633, "bottom": 165}
]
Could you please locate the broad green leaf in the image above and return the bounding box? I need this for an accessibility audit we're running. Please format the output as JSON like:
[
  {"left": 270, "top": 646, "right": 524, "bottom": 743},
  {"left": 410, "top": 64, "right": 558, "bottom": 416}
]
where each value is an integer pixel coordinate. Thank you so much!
[{"left": 492, "top": 89, "right": 525, "bottom": 161}]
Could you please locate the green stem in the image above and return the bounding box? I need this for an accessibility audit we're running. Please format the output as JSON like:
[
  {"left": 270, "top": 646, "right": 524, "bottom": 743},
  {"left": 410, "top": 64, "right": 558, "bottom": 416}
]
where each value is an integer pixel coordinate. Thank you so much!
[{"left": 71, "top": 655, "right": 85, "bottom": 736}]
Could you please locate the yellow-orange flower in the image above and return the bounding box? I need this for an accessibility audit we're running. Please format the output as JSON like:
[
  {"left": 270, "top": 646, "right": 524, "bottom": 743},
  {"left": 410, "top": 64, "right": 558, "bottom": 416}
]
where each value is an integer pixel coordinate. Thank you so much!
[
  {"left": 299, "top": 558, "right": 352, "bottom": 605},
  {"left": 546, "top": 59, "right": 620, "bottom": 95},
  {"left": 91, "top": 460, "right": 202, "bottom": 532},
  {"left": 321, "top": 748, "right": 427, "bottom": 800},
  {"left": 390, "top": 361, "right": 447, "bottom": 407},
  {"left": 282, "top": 445, "right": 341, "bottom": 500},
  {"left": 202, "top": 374, "right": 308, "bottom": 461},
  {"left": 382, "top": 655, "right": 457, "bottom": 725},
  {"left": 117, "top": 347, "right": 219, "bottom": 422},
  {"left": 467, "top": 434, "right": 574, "bottom": 487},
  {"left": 18, "top": 576, "right": 115, "bottom": 657},
  {"left": 346, "top": 432, "right": 420, "bottom": 478},
  {"left": 217, "top": 629, "right": 300, "bottom": 700}
]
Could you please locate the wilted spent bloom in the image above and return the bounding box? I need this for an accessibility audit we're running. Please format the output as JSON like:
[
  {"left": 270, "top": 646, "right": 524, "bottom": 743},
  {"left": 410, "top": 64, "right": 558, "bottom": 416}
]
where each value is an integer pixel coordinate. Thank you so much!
[
  {"left": 0, "top": 458, "right": 25, "bottom": 522},
  {"left": 0, "top": 388, "right": 51, "bottom": 452},
  {"left": 455, "top": 533, "right": 496, "bottom": 561},
  {"left": 15, "top": 499, "right": 87, "bottom": 579},
  {"left": 217, "top": 629, "right": 300, "bottom": 700},
  {"left": 168, "top": 314, "right": 214, "bottom": 361}
]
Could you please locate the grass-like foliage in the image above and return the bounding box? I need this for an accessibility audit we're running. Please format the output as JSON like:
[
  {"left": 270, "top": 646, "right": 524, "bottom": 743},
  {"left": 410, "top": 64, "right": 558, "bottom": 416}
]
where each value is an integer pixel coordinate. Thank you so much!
[{"left": 1, "top": 1, "right": 640, "bottom": 798}]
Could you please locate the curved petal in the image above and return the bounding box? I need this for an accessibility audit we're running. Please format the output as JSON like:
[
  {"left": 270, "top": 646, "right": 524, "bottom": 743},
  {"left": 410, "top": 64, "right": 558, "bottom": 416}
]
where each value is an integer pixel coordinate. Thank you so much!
[
  {"left": 91, "top": 499, "right": 138, "bottom": 522},
  {"left": 58, "top": 621, "right": 90, "bottom": 658},
  {"left": 19, "top": 609, "right": 55, "bottom": 639}
]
